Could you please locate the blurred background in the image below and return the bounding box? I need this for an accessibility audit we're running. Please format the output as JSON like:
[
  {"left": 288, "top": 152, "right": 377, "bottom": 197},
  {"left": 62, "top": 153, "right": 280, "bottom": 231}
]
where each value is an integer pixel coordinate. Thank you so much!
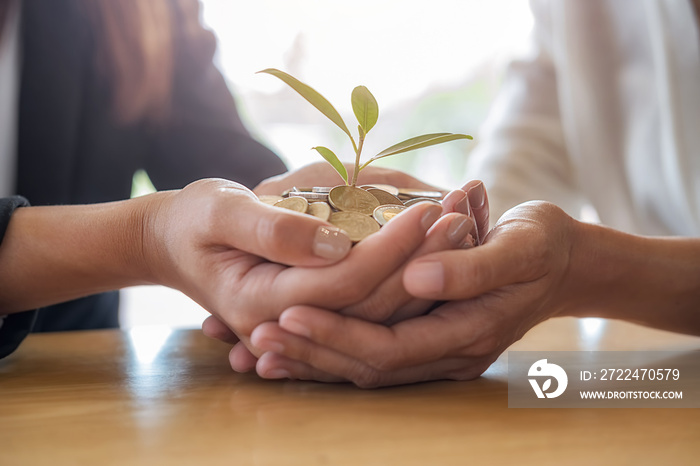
[{"left": 121, "top": 0, "right": 534, "bottom": 329}]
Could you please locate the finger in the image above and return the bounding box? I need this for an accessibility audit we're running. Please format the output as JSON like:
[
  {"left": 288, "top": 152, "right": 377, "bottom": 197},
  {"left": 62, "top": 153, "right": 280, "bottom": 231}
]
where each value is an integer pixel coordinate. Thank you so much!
[
  {"left": 269, "top": 202, "right": 443, "bottom": 310},
  {"left": 256, "top": 351, "right": 346, "bottom": 383},
  {"left": 463, "top": 180, "right": 489, "bottom": 244},
  {"left": 441, "top": 189, "right": 469, "bottom": 217},
  {"left": 403, "top": 235, "right": 533, "bottom": 300},
  {"left": 199, "top": 179, "right": 352, "bottom": 266},
  {"left": 342, "top": 212, "right": 475, "bottom": 323},
  {"left": 202, "top": 315, "right": 239, "bottom": 345},
  {"left": 273, "top": 304, "right": 463, "bottom": 370},
  {"left": 229, "top": 342, "right": 259, "bottom": 372},
  {"left": 252, "top": 321, "right": 488, "bottom": 387}
]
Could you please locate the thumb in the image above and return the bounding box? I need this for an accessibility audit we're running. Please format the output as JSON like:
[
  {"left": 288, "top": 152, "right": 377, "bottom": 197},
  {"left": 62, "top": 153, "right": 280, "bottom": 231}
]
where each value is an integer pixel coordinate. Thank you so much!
[{"left": 193, "top": 179, "right": 352, "bottom": 267}]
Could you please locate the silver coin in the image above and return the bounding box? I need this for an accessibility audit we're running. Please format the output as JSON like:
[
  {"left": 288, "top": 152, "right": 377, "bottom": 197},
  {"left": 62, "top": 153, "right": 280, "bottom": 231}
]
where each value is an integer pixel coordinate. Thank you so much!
[
  {"left": 403, "top": 197, "right": 442, "bottom": 207},
  {"left": 359, "top": 184, "right": 399, "bottom": 196},
  {"left": 312, "top": 186, "right": 333, "bottom": 193},
  {"left": 274, "top": 196, "right": 309, "bottom": 213},
  {"left": 307, "top": 202, "right": 331, "bottom": 221},
  {"left": 328, "top": 186, "right": 380, "bottom": 215},
  {"left": 366, "top": 188, "right": 404, "bottom": 206},
  {"left": 289, "top": 192, "right": 329, "bottom": 202},
  {"left": 329, "top": 211, "right": 380, "bottom": 242},
  {"left": 373, "top": 205, "right": 407, "bottom": 226},
  {"left": 398, "top": 188, "right": 445, "bottom": 200}
]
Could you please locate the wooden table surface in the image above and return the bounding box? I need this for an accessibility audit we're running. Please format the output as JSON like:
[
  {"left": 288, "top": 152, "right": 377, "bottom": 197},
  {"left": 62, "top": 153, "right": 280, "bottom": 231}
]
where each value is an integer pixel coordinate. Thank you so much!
[{"left": 1, "top": 317, "right": 699, "bottom": 465}]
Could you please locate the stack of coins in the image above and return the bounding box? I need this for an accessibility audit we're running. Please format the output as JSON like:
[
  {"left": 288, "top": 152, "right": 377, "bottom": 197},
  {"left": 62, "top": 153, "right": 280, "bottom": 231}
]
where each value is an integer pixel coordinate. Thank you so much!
[{"left": 258, "top": 185, "right": 444, "bottom": 242}]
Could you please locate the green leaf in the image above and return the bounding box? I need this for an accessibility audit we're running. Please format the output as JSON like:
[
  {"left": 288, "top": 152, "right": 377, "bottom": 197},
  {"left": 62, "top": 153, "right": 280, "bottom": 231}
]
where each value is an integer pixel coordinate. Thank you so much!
[
  {"left": 312, "top": 146, "right": 348, "bottom": 184},
  {"left": 258, "top": 69, "right": 355, "bottom": 145},
  {"left": 367, "top": 133, "right": 473, "bottom": 164},
  {"left": 351, "top": 86, "right": 379, "bottom": 134}
]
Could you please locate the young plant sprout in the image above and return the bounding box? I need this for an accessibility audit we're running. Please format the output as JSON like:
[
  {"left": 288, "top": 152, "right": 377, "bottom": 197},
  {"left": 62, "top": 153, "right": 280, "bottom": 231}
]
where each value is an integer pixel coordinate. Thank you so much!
[{"left": 258, "top": 69, "right": 473, "bottom": 187}]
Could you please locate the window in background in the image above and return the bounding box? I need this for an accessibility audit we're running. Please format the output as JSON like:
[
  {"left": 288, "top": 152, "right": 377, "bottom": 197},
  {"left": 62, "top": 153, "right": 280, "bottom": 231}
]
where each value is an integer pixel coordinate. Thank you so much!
[{"left": 120, "top": 0, "right": 534, "bottom": 329}]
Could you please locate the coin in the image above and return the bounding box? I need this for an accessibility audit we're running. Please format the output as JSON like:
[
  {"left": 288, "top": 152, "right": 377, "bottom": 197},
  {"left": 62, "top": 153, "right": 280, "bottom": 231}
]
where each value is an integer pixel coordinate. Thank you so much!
[
  {"left": 360, "top": 184, "right": 399, "bottom": 196},
  {"left": 312, "top": 186, "right": 333, "bottom": 193},
  {"left": 328, "top": 185, "right": 380, "bottom": 215},
  {"left": 274, "top": 196, "right": 309, "bottom": 213},
  {"left": 398, "top": 188, "right": 445, "bottom": 200},
  {"left": 258, "top": 195, "right": 283, "bottom": 206},
  {"left": 289, "top": 191, "right": 329, "bottom": 202},
  {"left": 366, "top": 188, "right": 404, "bottom": 206},
  {"left": 329, "top": 211, "right": 380, "bottom": 242},
  {"left": 403, "top": 197, "right": 442, "bottom": 207},
  {"left": 307, "top": 202, "right": 331, "bottom": 221},
  {"left": 373, "top": 205, "right": 407, "bottom": 226}
]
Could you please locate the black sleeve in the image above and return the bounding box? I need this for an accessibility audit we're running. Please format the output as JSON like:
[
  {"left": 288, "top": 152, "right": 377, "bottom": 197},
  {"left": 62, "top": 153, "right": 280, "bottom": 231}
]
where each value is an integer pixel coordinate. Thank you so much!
[
  {"left": 144, "top": 0, "right": 288, "bottom": 191},
  {"left": 0, "top": 196, "right": 38, "bottom": 359}
]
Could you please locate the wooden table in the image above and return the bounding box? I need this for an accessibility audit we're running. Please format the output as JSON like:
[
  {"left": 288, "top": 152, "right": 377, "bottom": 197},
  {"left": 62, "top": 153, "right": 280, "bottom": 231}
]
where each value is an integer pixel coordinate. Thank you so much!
[{"left": 1, "top": 318, "right": 699, "bottom": 465}]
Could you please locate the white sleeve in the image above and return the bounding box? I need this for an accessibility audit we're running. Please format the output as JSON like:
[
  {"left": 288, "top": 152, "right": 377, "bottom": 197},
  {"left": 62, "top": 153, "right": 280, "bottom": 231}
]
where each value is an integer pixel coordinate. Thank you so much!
[{"left": 467, "top": 0, "right": 586, "bottom": 223}]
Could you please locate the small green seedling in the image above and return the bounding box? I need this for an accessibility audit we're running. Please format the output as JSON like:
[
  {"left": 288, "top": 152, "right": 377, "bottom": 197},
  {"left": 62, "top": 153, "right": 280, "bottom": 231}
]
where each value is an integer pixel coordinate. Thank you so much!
[{"left": 258, "top": 69, "right": 473, "bottom": 187}]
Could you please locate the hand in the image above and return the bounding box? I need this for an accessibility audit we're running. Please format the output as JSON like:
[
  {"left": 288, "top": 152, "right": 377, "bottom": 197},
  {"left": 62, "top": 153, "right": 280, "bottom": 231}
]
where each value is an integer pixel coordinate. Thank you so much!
[
  {"left": 254, "top": 162, "right": 445, "bottom": 196},
  {"left": 150, "top": 179, "right": 471, "bottom": 363},
  {"left": 204, "top": 180, "right": 490, "bottom": 372},
  {"left": 248, "top": 201, "right": 577, "bottom": 387}
]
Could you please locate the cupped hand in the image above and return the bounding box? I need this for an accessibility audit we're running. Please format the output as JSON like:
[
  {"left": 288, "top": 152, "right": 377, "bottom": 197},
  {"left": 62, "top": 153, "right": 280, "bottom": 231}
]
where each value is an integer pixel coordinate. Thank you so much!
[
  {"left": 146, "top": 179, "right": 469, "bottom": 363},
  {"left": 249, "top": 201, "right": 579, "bottom": 387},
  {"left": 203, "top": 180, "right": 490, "bottom": 374}
]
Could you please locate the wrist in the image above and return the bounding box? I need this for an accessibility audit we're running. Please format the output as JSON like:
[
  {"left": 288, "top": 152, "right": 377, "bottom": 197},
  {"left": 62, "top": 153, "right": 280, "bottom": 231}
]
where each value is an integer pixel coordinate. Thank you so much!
[
  {"left": 562, "top": 220, "right": 700, "bottom": 333},
  {"left": 133, "top": 190, "right": 179, "bottom": 287}
]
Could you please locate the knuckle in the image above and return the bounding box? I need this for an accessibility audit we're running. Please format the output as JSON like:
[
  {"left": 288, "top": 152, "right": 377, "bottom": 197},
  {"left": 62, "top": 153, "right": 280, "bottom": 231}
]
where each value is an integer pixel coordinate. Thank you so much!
[
  {"left": 254, "top": 213, "right": 295, "bottom": 257},
  {"left": 467, "top": 333, "right": 502, "bottom": 359},
  {"left": 345, "top": 296, "right": 394, "bottom": 323},
  {"left": 333, "top": 279, "right": 373, "bottom": 306}
]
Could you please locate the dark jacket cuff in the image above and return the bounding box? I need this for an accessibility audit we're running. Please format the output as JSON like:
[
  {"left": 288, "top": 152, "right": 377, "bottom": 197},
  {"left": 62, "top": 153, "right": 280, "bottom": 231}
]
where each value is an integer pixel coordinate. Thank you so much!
[{"left": 0, "top": 196, "right": 38, "bottom": 359}]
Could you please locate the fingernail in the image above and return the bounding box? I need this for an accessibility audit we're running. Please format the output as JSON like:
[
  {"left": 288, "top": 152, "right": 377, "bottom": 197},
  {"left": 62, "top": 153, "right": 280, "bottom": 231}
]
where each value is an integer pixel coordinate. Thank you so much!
[
  {"left": 264, "top": 368, "right": 291, "bottom": 379},
  {"left": 313, "top": 226, "right": 351, "bottom": 260},
  {"left": 405, "top": 261, "right": 444, "bottom": 295},
  {"left": 455, "top": 192, "right": 471, "bottom": 217},
  {"left": 447, "top": 215, "right": 471, "bottom": 245},
  {"left": 421, "top": 204, "right": 442, "bottom": 230},
  {"left": 280, "top": 317, "right": 312, "bottom": 338},
  {"left": 467, "top": 182, "right": 485, "bottom": 209}
]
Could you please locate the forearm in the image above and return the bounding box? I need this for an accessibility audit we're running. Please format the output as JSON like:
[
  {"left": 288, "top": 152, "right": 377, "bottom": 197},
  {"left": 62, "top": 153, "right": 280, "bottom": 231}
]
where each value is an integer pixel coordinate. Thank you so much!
[
  {"left": 565, "top": 221, "right": 700, "bottom": 334},
  {"left": 0, "top": 194, "right": 165, "bottom": 314}
]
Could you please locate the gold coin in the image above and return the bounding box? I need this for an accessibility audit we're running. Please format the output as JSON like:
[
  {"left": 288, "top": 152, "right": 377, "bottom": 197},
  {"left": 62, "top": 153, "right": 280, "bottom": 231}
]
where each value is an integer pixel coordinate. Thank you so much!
[
  {"left": 274, "top": 196, "right": 309, "bottom": 213},
  {"left": 403, "top": 197, "right": 442, "bottom": 207},
  {"left": 258, "top": 195, "right": 283, "bottom": 206},
  {"left": 373, "top": 205, "right": 407, "bottom": 226},
  {"left": 360, "top": 184, "right": 399, "bottom": 196},
  {"left": 307, "top": 202, "right": 331, "bottom": 221},
  {"left": 366, "top": 188, "right": 404, "bottom": 206},
  {"left": 329, "top": 211, "right": 380, "bottom": 242},
  {"left": 328, "top": 186, "right": 380, "bottom": 215}
]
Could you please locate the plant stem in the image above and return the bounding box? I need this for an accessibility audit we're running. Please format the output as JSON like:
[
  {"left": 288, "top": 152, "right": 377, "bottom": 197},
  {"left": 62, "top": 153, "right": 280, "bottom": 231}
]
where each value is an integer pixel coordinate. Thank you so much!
[{"left": 351, "top": 130, "right": 365, "bottom": 187}]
